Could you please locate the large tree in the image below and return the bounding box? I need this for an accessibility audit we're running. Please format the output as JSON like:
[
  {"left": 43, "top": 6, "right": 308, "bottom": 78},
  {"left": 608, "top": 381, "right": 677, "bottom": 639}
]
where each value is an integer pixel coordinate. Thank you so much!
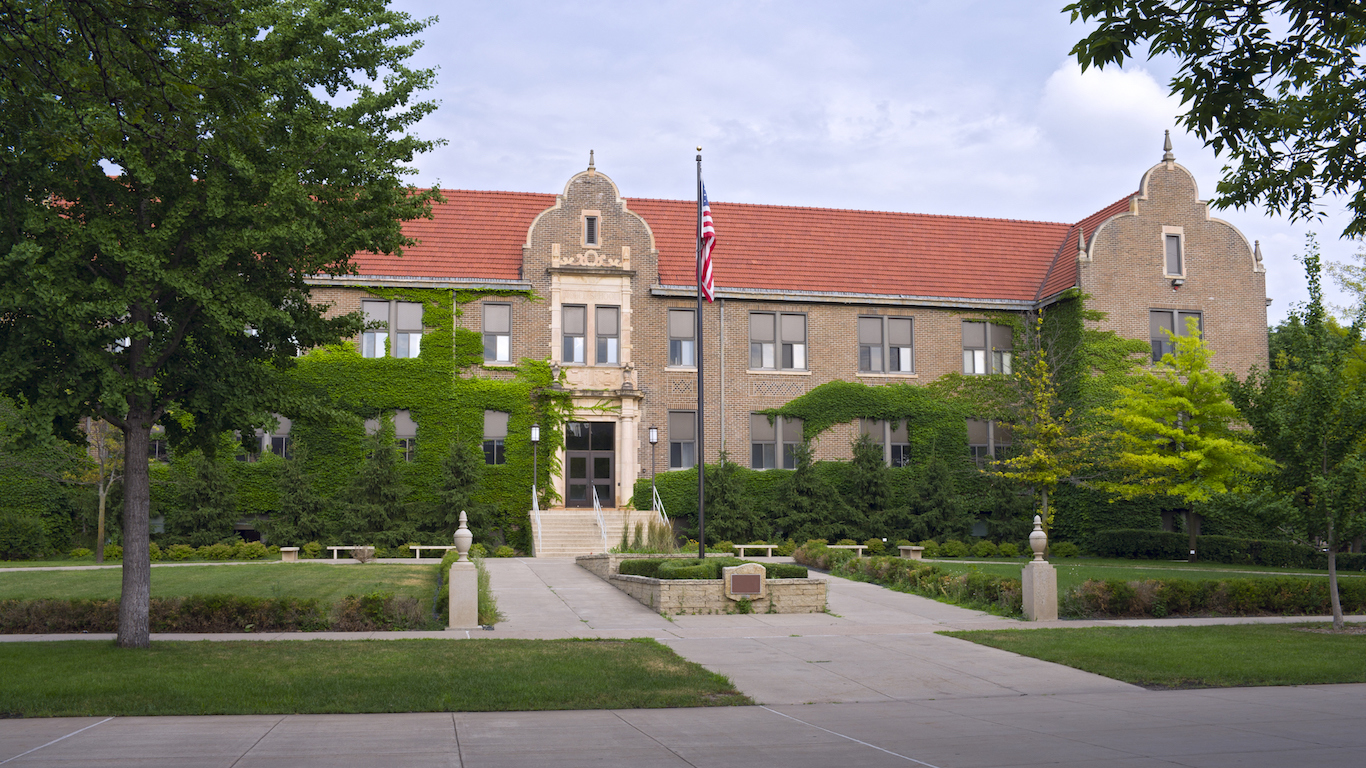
[
  {"left": 1067, "top": 1, "right": 1366, "bottom": 237},
  {"left": 0, "top": 0, "right": 440, "bottom": 647},
  {"left": 1228, "top": 236, "right": 1366, "bottom": 629},
  {"left": 1095, "top": 324, "right": 1274, "bottom": 560}
]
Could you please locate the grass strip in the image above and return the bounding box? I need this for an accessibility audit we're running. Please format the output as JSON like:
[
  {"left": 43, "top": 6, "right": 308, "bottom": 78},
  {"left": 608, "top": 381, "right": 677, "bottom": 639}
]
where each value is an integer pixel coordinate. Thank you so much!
[
  {"left": 0, "top": 563, "right": 434, "bottom": 602},
  {"left": 0, "top": 638, "right": 751, "bottom": 717},
  {"left": 941, "top": 623, "right": 1366, "bottom": 689}
]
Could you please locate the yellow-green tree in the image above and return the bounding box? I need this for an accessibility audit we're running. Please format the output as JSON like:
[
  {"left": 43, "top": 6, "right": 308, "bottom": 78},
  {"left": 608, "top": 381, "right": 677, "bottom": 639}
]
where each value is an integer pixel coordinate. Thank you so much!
[{"left": 1096, "top": 322, "right": 1274, "bottom": 561}]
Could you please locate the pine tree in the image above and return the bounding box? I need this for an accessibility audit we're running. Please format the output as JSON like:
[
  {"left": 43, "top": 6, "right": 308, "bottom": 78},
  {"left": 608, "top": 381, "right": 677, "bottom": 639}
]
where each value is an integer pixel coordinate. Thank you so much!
[
  {"left": 439, "top": 439, "right": 487, "bottom": 535},
  {"left": 167, "top": 453, "right": 238, "bottom": 547},
  {"left": 704, "top": 451, "right": 763, "bottom": 543},
  {"left": 776, "top": 443, "right": 851, "bottom": 542},
  {"left": 342, "top": 417, "right": 410, "bottom": 547},
  {"left": 266, "top": 446, "right": 325, "bottom": 546},
  {"left": 906, "top": 454, "right": 973, "bottom": 541}
]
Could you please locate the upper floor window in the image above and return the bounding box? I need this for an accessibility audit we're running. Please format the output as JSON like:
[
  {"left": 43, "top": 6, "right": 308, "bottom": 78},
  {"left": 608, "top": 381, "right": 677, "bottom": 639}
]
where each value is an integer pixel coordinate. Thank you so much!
[
  {"left": 596, "top": 306, "right": 619, "bottom": 365},
  {"left": 483, "top": 410, "right": 508, "bottom": 465},
  {"left": 750, "top": 312, "right": 806, "bottom": 370},
  {"left": 362, "top": 300, "right": 423, "bottom": 359},
  {"left": 563, "top": 305, "right": 586, "bottom": 364},
  {"left": 394, "top": 409, "right": 417, "bottom": 462},
  {"left": 483, "top": 303, "right": 511, "bottom": 363},
  {"left": 1165, "top": 231, "right": 1184, "bottom": 276},
  {"left": 362, "top": 300, "right": 388, "bottom": 358},
  {"left": 394, "top": 302, "right": 423, "bottom": 359},
  {"left": 751, "top": 414, "right": 803, "bottom": 470},
  {"left": 963, "top": 321, "right": 1012, "bottom": 375},
  {"left": 263, "top": 415, "right": 293, "bottom": 460},
  {"left": 1150, "top": 309, "right": 1202, "bottom": 361},
  {"left": 858, "top": 316, "right": 914, "bottom": 373},
  {"left": 669, "top": 410, "right": 696, "bottom": 470},
  {"left": 669, "top": 308, "right": 695, "bottom": 367}
]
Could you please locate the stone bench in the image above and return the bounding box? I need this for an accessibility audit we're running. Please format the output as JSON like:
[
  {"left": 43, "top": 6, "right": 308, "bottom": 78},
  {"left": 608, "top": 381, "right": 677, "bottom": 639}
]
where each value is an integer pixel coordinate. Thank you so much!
[
  {"left": 898, "top": 545, "right": 926, "bottom": 560},
  {"left": 409, "top": 544, "right": 460, "bottom": 559},
  {"left": 279, "top": 546, "right": 300, "bottom": 563},
  {"left": 828, "top": 544, "right": 866, "bottom": 556},
  {"left": 326, "top": 545, "right": 373, "bottom": 560},
  {"left": 732, "top": 544, "right": 778, "bottom": 557}
]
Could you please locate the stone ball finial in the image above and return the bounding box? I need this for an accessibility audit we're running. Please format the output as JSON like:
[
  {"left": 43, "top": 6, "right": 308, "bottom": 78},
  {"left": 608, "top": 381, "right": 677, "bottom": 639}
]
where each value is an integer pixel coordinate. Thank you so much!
[
  {"left": 453, "top": 510, "right": 473, "bottom": 562},
  {"left": 1163, "top": 130, "right": 1175, "bottom": 162},
  {"left": 1029, "top": 514, "right": 1048, "bottom": 561}
]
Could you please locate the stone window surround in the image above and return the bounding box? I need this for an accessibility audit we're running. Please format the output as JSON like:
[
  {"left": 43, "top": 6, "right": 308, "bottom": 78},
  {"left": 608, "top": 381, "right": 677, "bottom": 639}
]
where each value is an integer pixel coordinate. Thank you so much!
[
  {"left": 582, "top": 209, "right": 601, "bottom": 248},
  {"left": 1162, "top": 225, "right": 1186, "bottom": 278},
  {"left": 559, "top": 302, "right": 623, "bottom": 368}
]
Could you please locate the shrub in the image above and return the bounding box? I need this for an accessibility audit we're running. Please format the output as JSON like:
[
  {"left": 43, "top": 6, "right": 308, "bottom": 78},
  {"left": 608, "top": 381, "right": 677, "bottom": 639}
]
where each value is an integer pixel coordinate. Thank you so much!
[
  {"left": 0, "top": 595, "right": 334, "bottom": 633},
  {"left": 864, "top": 538, "right": 886, "bottom": 556},
  {"left": 301, "top": 541, "right": 323, "bottom": 559},
  {"left": 1088, "top": 529, "right": 1185, "bottom": 560},
  {"left": 233, "top": 541, "right": 269, "bottom": 561},
  {"left": 493, "top": 545, "right": 515, "bottom": 558},
  {"left": 0, "top": 511, "right": 47, "bottom": 560},
  {"left": 769, "top": 563, "right": 808, "bottom": 579},
  {"left": 103, "top": 544, "right": 123, "bottom": 561},
  {"left": 470, "top": 543, "right": 488, "bottom": 559},
  {"left": 618, "top": 559, "right": 666, "bottom": 578},
  {"left": 971, "top": 540, "right": 999, "bottom": 558},
  {"left": 1060, "top": 576, "right": 1366, "bottom": 619},
  {"left": 996, "top": 542, "right": 1019, "bottom": 558},
  {"left": 794, "top": 543, "right": 1022, "bottom": 615},
  {"left": 165, "top": 544, "right": 195, "bottom": 561},
  {"left": 836, "top": 538, "right": 857, "bottom": 546},
  {"left": 710, "top": 540, "right": 736, "bottom": 554},
  {"left": 268, "top": 545, "right": 280, "bottom": 556},
  {"left": 1050, "top": 542, "right": 1080, "bottom": 558},
  {"left": 775, "top": 538, "right": 797, "bottom": 556},
  {"left": 917, "top": 540, "right": 940, "bottom": 558},
  {"left": 331, "top": 591, "right": 428, "bottom": 631},
  {"left": 940, "top": 540, "right": 969, "bottom": 558},
  {"left": 198, "top": 543, "right": 232, "bottom": 561},
  {"left": 69, "top": 547, "right": 93, "bottom": 559},
  {"left": 147, "top": 542, "right": 163, "bottom": 561}
]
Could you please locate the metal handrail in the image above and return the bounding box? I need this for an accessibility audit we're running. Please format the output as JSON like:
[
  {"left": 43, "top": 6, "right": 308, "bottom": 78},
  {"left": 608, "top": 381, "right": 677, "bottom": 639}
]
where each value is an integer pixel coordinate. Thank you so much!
[
  {"left": 652, "top": 485, "right": 668, "bottom": 526},
  {"left": 531, "top": 484, "right": 543, "bottom": 556},
  {"left": 591, "top": 484, "right": 609, "bottom": 551}
]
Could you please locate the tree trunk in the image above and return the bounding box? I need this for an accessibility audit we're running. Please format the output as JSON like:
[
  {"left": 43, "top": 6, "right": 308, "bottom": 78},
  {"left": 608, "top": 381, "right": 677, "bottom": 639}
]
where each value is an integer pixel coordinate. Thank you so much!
[
  {"left": 95, "top": 486, "right": 107, "bottom": 564},
  {"left": 1186, "top": 510, "right": 1199, "bottom": 563},
  {"left": 1328, "top": 519, "right": 1344, "bottom": 631},
  {"left": 117, "top": 414, "right": 152, "bottom": 649},
  {"left": 1040, "top": 486, "right": 1050, "bottom": 557}
]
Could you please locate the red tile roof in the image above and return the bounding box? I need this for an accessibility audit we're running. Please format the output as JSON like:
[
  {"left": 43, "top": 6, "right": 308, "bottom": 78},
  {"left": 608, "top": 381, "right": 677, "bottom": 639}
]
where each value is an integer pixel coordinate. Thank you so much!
[
  {"left": 628, "top": 197, "right": 1074, "bottom": 301},
  {"left": 349, "top": 190, "right": 556, "bottom": 280},
  {"left": 347, "top": 188, "right": 1139, "bottom": 303}
]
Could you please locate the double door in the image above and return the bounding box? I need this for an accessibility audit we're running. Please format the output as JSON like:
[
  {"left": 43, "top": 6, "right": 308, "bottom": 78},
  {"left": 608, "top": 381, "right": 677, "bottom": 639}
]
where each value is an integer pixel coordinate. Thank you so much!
[{"left": 566, "top": 422, "right": 614, "bottom": 507}]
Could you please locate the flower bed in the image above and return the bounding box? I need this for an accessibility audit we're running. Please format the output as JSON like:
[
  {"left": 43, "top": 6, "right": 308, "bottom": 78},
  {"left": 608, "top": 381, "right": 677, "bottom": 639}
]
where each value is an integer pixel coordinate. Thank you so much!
[{"left": 576, "top": 554, "right": 824, "bottom": 615}]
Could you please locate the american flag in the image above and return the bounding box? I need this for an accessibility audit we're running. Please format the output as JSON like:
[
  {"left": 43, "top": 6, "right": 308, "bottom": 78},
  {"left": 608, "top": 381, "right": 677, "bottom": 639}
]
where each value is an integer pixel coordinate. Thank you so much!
[{"left": 699, "top": 184, "right": 717, "bottom": 302}]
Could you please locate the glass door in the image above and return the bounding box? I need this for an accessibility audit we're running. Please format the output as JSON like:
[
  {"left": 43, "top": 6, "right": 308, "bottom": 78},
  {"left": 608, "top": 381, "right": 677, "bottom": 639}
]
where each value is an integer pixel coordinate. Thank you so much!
[{"left": 565, "top": 422, "right": 615, "bottom": 507}]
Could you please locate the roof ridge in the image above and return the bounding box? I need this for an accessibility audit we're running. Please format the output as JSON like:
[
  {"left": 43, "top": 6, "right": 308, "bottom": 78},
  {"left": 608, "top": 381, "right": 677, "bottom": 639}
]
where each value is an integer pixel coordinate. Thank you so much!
[{"left": 626, "top": 196, "right": 1072, "bottom": 227}]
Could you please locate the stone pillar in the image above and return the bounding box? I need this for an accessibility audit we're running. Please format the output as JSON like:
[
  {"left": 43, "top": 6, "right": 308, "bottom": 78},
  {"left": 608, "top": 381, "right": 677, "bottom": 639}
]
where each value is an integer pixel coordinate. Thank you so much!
[
  {"left": 1022, "top": 515, "right": 1058, "bottom": 622},
  {"left": 448, "top": 511, "right": 479, "bottom": 629}
]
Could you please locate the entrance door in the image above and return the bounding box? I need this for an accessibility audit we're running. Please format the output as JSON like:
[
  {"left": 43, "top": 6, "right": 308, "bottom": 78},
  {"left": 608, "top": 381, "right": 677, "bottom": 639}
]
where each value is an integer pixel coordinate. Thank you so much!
[{"left": 565, "top": 422, "right": 615, "bottom": 507}]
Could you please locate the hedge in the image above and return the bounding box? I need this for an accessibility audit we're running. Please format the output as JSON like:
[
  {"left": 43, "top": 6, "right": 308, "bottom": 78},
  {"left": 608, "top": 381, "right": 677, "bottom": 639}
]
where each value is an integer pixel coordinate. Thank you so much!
[
  {"left": 617, "top": 557, "right": 808, "bottom": 580},
  {"left": 0, "top": 594, "right": 432, "bottom": 633},
  {"left": 1091, "top": 529, "right": 1366, "bottom": 571},
  {"left": 793, "top": 541, "right": 1022, "bottom": 615},
  {"left": 1060, "top": 577, "right": 1366, "bottom": 619}
]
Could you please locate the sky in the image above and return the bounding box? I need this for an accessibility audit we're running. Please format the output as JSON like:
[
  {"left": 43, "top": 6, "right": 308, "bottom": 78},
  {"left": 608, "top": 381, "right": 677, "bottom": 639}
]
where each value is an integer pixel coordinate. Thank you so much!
[{"left": 388, "top": 0, "right": 1361, "bottom": 325}]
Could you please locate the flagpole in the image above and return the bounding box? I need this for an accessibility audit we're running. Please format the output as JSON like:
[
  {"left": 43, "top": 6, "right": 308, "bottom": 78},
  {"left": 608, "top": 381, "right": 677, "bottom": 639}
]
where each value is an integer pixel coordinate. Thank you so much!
[{"left": 694, "top": 147, "right": 706, "bottom": 561}]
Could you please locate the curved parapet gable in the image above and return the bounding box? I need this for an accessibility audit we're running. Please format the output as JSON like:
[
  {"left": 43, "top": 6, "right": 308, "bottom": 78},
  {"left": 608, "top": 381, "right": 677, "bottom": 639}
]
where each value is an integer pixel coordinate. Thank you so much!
[{"left": 1078, "top": 144, "right": 1269, "bottom": 377}]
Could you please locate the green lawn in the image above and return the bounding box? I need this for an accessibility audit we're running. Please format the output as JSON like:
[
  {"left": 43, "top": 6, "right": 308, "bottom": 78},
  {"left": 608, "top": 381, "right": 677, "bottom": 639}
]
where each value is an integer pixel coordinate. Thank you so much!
[
  {"left": 927, "top": 557, "right": 1363, "bottom": 592},
  {"left": 0, "top": 639, "right": 751, "bottom": 716},
  {"left": 0, "top": 563, "right": 435, "bottom": 601},
  {"left": 942, "top": 624, "right": 1366, "bottom": 688}
]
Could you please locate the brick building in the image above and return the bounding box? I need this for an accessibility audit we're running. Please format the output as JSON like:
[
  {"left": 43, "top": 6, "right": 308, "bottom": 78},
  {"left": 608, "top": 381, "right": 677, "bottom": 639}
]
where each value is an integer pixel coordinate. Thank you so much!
[{"left": 304, "top": 139, "right": 1268, "bottom": 545}]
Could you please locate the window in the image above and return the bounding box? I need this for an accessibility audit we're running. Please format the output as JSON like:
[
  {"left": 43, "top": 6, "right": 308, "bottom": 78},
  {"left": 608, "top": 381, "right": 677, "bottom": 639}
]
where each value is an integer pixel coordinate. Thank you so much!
[
  {"left": 751, "top": 414, "right": 803, "bottom": 469},
  {"left": 962, "top": 321, "right": 1012, "bottom": 375},
  {"left": 596, "top": 306, "right": 619, "bottom": 365},
  {"left": 750, "top": 312, "right": 806, "bottom": 370},
  {"left": 264, "top": 415, "right": 292, "bottom": 460},
  {"left": 668, "top": 308, "right": 695, "bottom": 366},
  {"left": 859, "top": 316, "right": 914, "bottom": 373},
  {"left": 860, "top": 418, "right": 911, "bottom": 466},
  {"left": 394, "top": 301, "right": 423, "bottom": 359},
  {"left": 362, "top": 300, "right": 388, "bottom": 358},
  {"left": 394, "top": 409, "right": 417, "bottom": 462},
  {"left": 483, "top": 410, "right": 508, "bottom": 465},
  {"left": 1165, "top": 233, "right": 1183, "bottom": 276},
  {"left": 584, "top": 215, "right": 599, "bottom": 246},
  {"left": 967, "top": 419, "right": 1012, "bottom": 466},
  {"left": 668, "top": 411, "right": 696, "bottom": 469},
  {"left": 1150, "top": 309, "right": 1202, "bottom": 361},
  {"left": 483, "top": 303, "right": 511, "bottom": 363},
  {"left": 563, "top": 305, "right": 586, "bottom": 364}
]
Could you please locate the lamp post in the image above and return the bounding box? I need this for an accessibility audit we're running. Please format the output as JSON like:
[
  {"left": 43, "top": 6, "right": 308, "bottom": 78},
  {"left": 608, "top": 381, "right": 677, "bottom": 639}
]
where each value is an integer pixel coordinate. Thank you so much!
[
  {"left": 648, "top": 426, "right": 658, "bottom": 513},
  {"left": 530, "top": 423, "right": 540, "bottom": 508}
]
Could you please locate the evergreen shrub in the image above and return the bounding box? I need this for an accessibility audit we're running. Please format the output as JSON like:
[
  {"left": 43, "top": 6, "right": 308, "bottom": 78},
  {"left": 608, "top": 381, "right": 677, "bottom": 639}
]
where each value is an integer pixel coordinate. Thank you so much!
[
  {"left": 301, "top": 541, "right": 323, "bottom": 559},
  {"left": 794, "top": 542, "right": 1021, "bottom": 614},
  {"left": 69, "top": 547, "right": 93, "bottom": 559},
  {"left": 1050, "top": 542, "right": 1081, "bottom": 558},
  {"left": 103, "top": 544, "right": 122, "bottom": 560},
  {"left": 0, "top": 511, "right": 47, "bottom": 560},
  {"left": 148, "top": 542, "right": 163, "bottom": 561},
  {"left": 165, "top": 544, "right": 195, "bottom": 561},
  {"left": 864, "top": 538, "right": 886, "bottom": 556},
  {"left": 492, "top": 545, "right": 515, "bottom": 558},
  {"left": 997, "top": 542, "right": 1020, "bottom": 558},
  {"left": 918, "top": 540, "right": 940, "bottom": 558},
  {"left": 198, "top": 543, "right": 233, "bottom": 561},
  {"left": 232, "top": 542, "right": 269, "bottom": 560},
  {"left": 1090, "top": 529, "right": 1366, "bottom": 571},
  {"left": 940, "top": 540, "right": 969, "bottom": 558},
  {"left": 971, "top": 540, "right": 999, "bottom": 558}
]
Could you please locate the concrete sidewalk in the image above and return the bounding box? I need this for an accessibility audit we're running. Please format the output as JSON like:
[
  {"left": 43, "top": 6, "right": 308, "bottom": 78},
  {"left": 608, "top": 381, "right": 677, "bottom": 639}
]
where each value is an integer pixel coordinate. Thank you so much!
[{"left": 4, "top": 686, "right": 1365, "bottom": 767}]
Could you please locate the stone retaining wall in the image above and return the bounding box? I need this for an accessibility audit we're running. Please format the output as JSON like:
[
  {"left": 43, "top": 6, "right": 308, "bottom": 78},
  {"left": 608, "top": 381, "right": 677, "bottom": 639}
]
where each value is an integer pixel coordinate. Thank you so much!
[
  {"left": 608, "top": 574, "right": 826, "bottom": 615},
  {"left": 575, "top": 553, "right": 703, "bottom": 580}
]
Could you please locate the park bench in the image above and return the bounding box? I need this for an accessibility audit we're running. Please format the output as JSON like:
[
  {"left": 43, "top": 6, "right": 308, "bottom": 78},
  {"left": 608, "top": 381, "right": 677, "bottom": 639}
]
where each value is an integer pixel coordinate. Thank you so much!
[
  {"left": 732, "top": 543, "right": 778, "bottom": 557},
  {"left": 898, "top": 545, "right": 926, "bottom": 560},
  {"left": 827, "top": 544, "right": 866, "bottom": 556},
  {"left": 409, "top": 544, "right": 460, "bottom": 559}
]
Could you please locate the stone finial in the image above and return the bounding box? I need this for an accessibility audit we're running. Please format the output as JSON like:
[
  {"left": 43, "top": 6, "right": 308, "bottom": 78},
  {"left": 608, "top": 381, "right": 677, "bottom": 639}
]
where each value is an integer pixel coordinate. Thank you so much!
[
  {"left": 453, "top": 511, "right": 473, "bottom": 562},
  {"left": 1076, "top": 227, "right": 1086, "bottom": 258},
  {"left": 1254, "top": 240, "right": 1263, "bottom": 263},
  {"left": 1029, "top": 514, "right": 1048, "bottom": 561},
  {"left": 587, "top": 149, "right": 595, "bottom": 171},
  {"left": 1163, "top": 130, "right": 1175, "bottom": 162}
]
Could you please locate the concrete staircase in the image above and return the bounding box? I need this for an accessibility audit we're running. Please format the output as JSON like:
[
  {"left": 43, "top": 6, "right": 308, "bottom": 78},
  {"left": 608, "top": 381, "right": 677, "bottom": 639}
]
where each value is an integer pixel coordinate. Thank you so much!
[{"left": 533, "top": 507, "right": 661, "bottom": 557}]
